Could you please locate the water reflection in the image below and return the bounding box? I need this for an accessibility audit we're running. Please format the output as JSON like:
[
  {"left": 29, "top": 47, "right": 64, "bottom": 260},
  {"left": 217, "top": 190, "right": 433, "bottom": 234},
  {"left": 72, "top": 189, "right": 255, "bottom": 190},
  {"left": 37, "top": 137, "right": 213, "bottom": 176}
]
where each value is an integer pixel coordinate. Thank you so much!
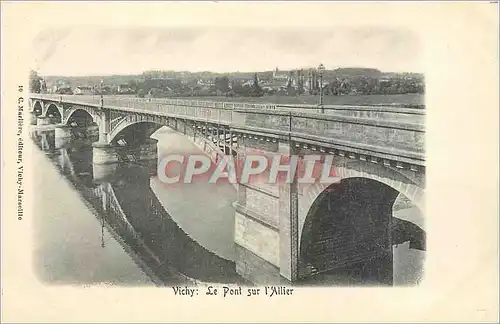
[
  {"left": 31, "top": 126, "right": 424, "bottom": 287},
  {"left": 32, "top": 134, "right": 154, "bottom": 286},
  {"left": 31, "top": 128, "right": 248, "bottom": 286}
]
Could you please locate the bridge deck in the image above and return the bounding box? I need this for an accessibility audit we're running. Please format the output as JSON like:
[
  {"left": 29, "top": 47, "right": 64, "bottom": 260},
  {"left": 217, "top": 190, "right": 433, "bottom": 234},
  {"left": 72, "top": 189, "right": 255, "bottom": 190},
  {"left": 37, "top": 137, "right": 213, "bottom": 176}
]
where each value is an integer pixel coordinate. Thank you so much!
[{"left": 30, "top": 94, "right": 426, "bottom": 167}]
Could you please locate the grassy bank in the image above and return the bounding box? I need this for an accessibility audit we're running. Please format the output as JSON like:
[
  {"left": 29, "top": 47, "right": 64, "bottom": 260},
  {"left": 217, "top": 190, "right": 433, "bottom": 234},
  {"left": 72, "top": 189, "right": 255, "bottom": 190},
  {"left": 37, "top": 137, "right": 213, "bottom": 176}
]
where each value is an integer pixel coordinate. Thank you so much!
[{"left": 168, "top": 93, "right": 425, "bottom": 107}]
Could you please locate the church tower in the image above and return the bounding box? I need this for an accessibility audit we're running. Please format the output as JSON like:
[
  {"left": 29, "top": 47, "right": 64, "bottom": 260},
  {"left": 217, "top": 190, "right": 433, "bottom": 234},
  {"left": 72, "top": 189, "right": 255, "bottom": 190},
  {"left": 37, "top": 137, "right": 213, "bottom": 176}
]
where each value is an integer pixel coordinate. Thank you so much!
[{"left": 273, "top": 67, "right": 279, "bottom": 80}]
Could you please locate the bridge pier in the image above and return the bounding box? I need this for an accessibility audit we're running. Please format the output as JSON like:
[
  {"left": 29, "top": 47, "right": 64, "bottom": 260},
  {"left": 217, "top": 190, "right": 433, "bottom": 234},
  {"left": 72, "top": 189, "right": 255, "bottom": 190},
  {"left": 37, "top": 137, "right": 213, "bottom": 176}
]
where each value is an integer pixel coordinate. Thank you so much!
[
  {"left": 277, "top": 142, "right": 300, "bottom": 282},
  {"left": 233, "top": 137, "right": 302, "bottom": 283},
  {"left": 92, "top": 142, "right": 119, "bottom": 165},
  {"left": 92, "top": 138, "right": 158, "bottom": 165},
  {"left": 93, "top": 163, "right": 117, "bottom": 183},
  {"left": 36, "top": 116, "right": 51, "bottom": 126},
  {"left": 92, "top": 109, "right": 117, "bottom": 164},
  {"left": 29, "top": 112, "right": 38, "bottom": 125},
  {"left": 54, "top": 124, "right": 73, "bottom": 148},
  {"left": 234, "top": 244, "right": 289, "bottom": 285}
]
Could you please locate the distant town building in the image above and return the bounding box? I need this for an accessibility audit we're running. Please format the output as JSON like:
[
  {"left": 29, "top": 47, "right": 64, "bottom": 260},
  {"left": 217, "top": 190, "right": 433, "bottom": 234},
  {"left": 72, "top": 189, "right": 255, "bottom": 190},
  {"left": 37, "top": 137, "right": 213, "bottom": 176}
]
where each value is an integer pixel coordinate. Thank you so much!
[
  {"left": 117, "top": 84, "right": 134, "bottom": 94},
  {"left": 273, "top": 67, "right": 288, "bottom": 81},
  {"left": 74, "top": 86, "right": 93, "bottom": 95},
  {"left": 196, "top": 79, "right": 215, "bottom": 86},
  {"left": 54, "top": 85, "right": 73, "bottom": 95}
]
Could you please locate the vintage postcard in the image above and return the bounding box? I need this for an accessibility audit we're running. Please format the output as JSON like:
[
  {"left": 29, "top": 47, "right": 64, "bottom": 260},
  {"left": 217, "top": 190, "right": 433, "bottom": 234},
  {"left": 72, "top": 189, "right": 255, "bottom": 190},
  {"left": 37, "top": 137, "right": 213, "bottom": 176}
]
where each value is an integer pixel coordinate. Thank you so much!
[{"left": 1, "top": 1, "right": 498, "bottom": 322}]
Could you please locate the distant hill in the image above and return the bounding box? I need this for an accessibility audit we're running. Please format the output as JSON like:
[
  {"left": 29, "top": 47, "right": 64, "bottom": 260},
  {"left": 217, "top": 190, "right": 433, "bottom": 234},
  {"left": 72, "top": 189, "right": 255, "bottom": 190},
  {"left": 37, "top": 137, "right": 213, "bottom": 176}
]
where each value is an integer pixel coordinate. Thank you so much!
[
  {"left": 43, "top": 74, "right": 141, "bottom": 87},
  {"left": 329, "top": 67, "right": 382, "bottom": 78},
  {"left": 41, "top": 67, "right": 423, "bottom": 87}
]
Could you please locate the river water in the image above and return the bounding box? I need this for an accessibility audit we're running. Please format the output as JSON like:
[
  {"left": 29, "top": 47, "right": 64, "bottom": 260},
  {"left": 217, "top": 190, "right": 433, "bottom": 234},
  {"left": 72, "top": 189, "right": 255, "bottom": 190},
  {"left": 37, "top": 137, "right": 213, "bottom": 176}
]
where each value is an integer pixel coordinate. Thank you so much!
[{"left": 30, "top": 126, "right": 424, "bottom": 287}]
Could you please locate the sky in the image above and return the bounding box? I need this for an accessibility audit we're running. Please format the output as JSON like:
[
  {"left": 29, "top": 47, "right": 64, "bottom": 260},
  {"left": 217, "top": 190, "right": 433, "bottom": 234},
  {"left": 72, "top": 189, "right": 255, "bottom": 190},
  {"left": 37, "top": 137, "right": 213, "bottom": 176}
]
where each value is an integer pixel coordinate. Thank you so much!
[{"left": 32, "top": 26, "right": 423, "bottom": 76}]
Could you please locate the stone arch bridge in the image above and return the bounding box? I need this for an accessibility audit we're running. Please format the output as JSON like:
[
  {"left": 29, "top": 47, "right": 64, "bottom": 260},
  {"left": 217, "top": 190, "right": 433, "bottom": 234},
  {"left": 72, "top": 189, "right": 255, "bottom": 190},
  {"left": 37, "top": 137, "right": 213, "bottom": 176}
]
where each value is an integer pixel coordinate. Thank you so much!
[{"left": 29, "top": 94, "right": 425, "bottom": 285}]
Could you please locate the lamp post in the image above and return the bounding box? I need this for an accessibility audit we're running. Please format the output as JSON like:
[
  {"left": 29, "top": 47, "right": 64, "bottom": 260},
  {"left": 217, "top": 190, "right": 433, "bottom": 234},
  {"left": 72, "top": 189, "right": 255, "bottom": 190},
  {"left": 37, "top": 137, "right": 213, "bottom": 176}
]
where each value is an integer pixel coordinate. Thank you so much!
[
  {"left": 318, "top": 63, "right": 325, "bottom": 113},
  {"left": 100, "top": 79, "right": 104, "bottom": 108}
]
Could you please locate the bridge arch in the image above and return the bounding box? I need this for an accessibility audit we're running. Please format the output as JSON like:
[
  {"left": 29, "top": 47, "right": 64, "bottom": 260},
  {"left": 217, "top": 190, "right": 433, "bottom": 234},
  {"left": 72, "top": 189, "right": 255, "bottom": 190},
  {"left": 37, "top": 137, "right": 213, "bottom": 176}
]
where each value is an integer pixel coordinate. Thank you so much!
[
  {"left": 32, "top": 100, "right": 43, "bottom": 116},
  {"left": 297, "top": 159, "right": 425, "bottom": 281},
  {"left": 63, "top": 107, "right": 98, "bottom": 126},
  {"left": 44, "top": 103, "right": 63, "bottom": 123},
  {"left": 299, "top": 159, "right": 425, "bottom": 236},
  {"left": 109, "top": 118, "right": 165, "bottom": 145}
]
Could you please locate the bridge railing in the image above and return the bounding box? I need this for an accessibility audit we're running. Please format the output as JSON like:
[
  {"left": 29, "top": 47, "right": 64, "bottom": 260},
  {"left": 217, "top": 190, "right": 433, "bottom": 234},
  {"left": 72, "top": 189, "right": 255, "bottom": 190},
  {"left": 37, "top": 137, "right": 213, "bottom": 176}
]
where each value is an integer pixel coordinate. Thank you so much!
[
  {"left": 32, "top": 93, "right": 102, "bottom": 106},
  {"left": 30, "top": 94, "right": 424, "bottom": 125},
  {"left": 30, "top": 93, "right": 424, "bottom": 164},
  {"left": 149, "top": 103, "right": 233, "bottom": 124},
  {"left": 31, "top": 94, "right": 280, "bottom": 111},
  {"left": 32, "top": 93, "right": 422, "bottom": 112}
]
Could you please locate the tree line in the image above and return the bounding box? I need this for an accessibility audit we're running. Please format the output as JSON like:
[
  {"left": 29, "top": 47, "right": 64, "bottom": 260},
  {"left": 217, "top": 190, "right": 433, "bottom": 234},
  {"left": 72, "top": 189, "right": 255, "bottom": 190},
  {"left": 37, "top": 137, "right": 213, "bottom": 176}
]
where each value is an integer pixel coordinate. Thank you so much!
[
  {"left": 31, "top": 69, "right": 424, "bottom": 98},
  {"left": 29, "top": 71, "right": 45, "bottom": 93},
  {"left": 136, "top": 73, "right": 264, "bottom": 98}
]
